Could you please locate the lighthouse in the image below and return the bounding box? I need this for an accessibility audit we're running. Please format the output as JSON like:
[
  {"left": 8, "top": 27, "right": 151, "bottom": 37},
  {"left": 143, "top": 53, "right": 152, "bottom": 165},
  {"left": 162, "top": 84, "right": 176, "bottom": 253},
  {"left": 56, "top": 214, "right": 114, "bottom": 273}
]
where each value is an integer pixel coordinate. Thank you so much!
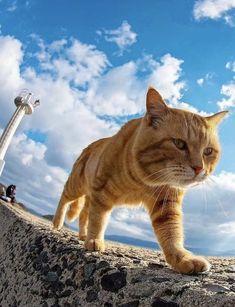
[{"left": 0, "top": 90, "right": 40, "bottom": 176}]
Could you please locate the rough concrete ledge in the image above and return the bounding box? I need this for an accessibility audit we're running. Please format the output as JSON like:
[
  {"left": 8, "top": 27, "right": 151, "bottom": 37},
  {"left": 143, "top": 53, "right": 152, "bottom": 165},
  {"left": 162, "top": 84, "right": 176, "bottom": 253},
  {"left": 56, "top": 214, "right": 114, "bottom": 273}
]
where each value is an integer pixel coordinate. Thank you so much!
[{"left": 0, "top": 201, "right": 235, "bottom": 307}]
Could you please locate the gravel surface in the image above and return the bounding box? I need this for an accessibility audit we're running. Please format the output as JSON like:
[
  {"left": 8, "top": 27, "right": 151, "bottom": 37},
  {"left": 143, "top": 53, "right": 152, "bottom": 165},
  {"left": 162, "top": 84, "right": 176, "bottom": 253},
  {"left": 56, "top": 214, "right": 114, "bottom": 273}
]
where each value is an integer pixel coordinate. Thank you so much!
[{"left": 0, "top": 200, "right": 235, "bottom": 307}]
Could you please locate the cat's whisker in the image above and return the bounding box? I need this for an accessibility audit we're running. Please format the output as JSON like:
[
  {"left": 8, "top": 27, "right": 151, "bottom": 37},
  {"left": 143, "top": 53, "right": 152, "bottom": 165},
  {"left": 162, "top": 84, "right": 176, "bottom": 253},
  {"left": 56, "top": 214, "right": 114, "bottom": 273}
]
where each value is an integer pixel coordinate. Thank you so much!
[
  {"left": 161, "top": 186, "right": 171, "bottom": 216},
  {"left": 200, "top": 182, "right": 208, "bottom": 216},
  {"left": 142, "top": 167, "right": 178, "bottom": 182},
  {"left": 148, "top": 173, "right": 175, "bottom": 217},
  {"left": 146, "top": 173, "right": 173, "bottom": 207},
  {"left": 205, "top": 177, "right": 228, "bottom": 217}
]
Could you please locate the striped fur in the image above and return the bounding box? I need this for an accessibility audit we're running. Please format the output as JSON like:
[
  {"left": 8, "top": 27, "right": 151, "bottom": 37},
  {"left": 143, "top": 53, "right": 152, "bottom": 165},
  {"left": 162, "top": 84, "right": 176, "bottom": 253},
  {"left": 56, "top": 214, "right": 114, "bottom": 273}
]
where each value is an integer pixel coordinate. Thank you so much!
[{"left": 53, "top": 87, "right": 227, "bottom": 274}]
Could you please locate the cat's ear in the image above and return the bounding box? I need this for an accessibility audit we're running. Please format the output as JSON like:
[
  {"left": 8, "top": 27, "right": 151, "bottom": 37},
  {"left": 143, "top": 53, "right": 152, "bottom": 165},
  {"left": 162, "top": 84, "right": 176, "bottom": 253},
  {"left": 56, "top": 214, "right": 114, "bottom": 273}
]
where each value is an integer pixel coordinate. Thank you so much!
[
  {"left": 205, "top": 111, "right": 229, "bottom": 126},
  {"left": 146, "top": 87, "right": 169, "bottom": 127}
]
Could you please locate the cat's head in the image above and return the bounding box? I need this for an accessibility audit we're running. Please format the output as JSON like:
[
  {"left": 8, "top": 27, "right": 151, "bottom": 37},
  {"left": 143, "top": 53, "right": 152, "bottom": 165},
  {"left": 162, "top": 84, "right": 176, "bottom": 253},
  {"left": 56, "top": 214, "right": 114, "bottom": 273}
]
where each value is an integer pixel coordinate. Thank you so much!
[{"left": 133, "top": 87, "right": 228, "bottom": 189}]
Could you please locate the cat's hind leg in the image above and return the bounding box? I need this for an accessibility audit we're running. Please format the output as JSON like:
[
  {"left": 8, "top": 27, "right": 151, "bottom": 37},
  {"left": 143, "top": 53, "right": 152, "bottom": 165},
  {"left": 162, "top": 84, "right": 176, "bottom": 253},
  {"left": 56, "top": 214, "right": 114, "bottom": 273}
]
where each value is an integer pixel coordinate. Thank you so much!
[
  {"left": 78, "top": 196, "right": 90, "bottom": 241},
  {"left": 67, "top": 195, "right": 86, "bottom": 222},
  {"left": 53, "top": 176, "right": 83, "bottom": 230},
  {"left": 53, "top": 192, "right": 74, "bottom": 230}
]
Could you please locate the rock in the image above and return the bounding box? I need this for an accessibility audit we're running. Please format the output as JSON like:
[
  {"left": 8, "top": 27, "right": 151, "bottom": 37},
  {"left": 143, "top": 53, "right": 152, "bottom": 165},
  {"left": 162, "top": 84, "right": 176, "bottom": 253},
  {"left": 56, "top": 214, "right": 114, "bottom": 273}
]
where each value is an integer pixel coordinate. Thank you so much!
[
  {"left": 152, "top": 298, "right": 179, "bottom": 307},
  {"left": 46, "top": 272, "right": 58, "bottom": 282},
  {"left": 118, "top": 300, "right": 139, "bottom": 307},
  {"left": 86, "top": 289, "right": 98, "bottom": 302},
  {"left": 226, "top": 265, "right": 235, "bottom": 273},
  {"left": 40, "top": 251, "right": 49, "bottom": 263},
  {"left": 101, "top": 271, "right": 127, "bottom": 292},
  {"left": 59, "top": 289, "right": 72, "bottom": 297},
  {"left": 152, "top": 277, "right": 171, "bottom": 283},
  {"left": 0, "top": 201, "right": 235, "bottom": 307},
  {"left": 96, "top": 260, "right": 110, "bottom": 269},
  {"left": 80, "top": 277, "right": 94, "bottom": 290},
  {"left": 203, "top": 283, "right": 229, "bottom": 293},
  {"left": 83, "top": 263, "right": 96, "bottom": 279}
]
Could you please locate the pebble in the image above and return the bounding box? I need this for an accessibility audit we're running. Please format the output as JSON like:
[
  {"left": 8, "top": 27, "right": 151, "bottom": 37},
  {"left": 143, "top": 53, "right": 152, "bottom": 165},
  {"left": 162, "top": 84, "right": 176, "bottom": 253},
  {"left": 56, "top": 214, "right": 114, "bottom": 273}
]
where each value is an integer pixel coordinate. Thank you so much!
[
  {"left": 101, "top": 271, "right": 127, "bottom": 292},
  {"left": 152, "top": 298, "right": 179, "bottom": 307},
  {"left": 203, "top": 283, "right": 229, "bottom": 293},
  {"left": 46, "top": 271, "right": 58, "bottom": 282},
  {"left": 118, "top": 300, "right": 139, "bottom": 307},
  {"left": 83, "top": 263, "right": 96, "bottom": 279},
  {"left": 226, "top": 265, "right": 235, "bottom": 273},
  {"left": 86, "top": 289, "right": 98, "bottom": 302}
]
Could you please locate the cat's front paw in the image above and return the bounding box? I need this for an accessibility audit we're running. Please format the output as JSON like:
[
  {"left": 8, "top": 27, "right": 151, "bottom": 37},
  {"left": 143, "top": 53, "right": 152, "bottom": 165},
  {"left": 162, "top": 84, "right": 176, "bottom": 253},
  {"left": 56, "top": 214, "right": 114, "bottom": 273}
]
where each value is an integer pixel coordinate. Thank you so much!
[
  {"left": 79, "top": 234, "right": 87, "bottom": 241},
  {"left": 84, "top": 239, "right": 105, "bottom": 252},
  {"left": 173, "top": 255, "right": 211, "bottom": 274}
]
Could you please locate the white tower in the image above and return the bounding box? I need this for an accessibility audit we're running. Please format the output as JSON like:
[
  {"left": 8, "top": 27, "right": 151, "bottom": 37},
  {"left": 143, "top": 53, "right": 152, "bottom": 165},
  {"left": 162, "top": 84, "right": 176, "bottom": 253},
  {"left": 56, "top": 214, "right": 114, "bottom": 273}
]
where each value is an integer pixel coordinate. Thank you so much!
[{"left": 0, "top": 90, "right": 40, "bottom": 176}]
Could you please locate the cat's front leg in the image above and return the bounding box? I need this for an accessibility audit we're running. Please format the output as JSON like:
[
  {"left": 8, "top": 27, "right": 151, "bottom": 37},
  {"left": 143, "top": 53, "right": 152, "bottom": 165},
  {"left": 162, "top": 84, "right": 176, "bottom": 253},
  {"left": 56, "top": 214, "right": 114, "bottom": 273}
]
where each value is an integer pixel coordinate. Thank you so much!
[
  {"left": 84, "top": 197, "right": 112, "bottom": 252},
  {"left": 148, "top": 188, "right": 210, "bottom": 274}
]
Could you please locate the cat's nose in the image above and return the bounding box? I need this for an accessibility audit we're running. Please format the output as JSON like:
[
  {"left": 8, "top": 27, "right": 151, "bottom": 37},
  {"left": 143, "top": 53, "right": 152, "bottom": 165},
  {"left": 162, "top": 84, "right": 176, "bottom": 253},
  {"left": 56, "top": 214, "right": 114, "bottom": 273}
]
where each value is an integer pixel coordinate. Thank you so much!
[{"left": 192, "top": 166, "right": 203, "bottom": 175}]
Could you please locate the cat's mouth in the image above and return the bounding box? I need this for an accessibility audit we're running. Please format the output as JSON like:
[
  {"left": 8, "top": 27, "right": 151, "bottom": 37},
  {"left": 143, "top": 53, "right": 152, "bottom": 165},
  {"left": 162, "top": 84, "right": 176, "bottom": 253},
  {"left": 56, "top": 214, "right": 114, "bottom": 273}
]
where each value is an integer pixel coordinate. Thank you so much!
[{"left": 176, "top": 175, "right": 207, "bottom": 188}]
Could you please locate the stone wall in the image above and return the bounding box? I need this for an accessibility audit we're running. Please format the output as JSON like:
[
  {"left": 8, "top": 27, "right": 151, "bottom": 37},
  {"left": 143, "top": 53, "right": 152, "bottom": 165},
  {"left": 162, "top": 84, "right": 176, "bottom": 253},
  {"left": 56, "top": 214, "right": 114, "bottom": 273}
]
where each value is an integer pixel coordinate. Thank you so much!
[{"left": 0, "top": 200, "right": 235, "bottom": 307}]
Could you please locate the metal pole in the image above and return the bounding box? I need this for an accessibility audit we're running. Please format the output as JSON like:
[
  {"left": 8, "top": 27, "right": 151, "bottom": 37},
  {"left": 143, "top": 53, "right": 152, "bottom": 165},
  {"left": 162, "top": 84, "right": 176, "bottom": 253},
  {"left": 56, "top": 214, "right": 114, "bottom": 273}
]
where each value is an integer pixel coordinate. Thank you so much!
[
  {"left": 0, "top": 90, "right": 40, "bottom": 176},
  {"left": 0, "top": 105, "right": 26, "bottom": 160}
]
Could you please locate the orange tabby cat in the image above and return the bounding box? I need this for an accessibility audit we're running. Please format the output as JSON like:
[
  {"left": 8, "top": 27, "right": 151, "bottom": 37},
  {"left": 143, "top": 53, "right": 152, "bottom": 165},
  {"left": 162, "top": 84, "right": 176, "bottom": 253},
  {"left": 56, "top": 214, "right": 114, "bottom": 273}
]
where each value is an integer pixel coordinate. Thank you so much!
[{"left": 53, "top": 87, "right": 227, "bottom": 274}]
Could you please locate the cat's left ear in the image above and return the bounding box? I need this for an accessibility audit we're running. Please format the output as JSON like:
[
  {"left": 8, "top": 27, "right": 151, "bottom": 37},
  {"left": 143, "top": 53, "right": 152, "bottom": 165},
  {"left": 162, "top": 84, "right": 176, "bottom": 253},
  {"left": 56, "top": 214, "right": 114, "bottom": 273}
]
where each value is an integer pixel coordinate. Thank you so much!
[
  {"left": 146, "top": 87, "right": 169, "bottom": 127},
  {"left": 205, "top": 111, "right": 229, "bottom": 126}
]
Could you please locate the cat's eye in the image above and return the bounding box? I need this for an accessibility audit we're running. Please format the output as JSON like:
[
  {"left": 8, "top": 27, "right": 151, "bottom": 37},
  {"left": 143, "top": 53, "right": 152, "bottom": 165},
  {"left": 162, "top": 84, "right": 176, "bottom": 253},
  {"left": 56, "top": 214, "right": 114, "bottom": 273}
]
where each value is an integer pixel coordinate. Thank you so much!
[
  {"left": 173, "top": 138, "right": 187, "bottom": 150},
  {"left": 204, "top": 147, "right": 213, "bottom": 156}
]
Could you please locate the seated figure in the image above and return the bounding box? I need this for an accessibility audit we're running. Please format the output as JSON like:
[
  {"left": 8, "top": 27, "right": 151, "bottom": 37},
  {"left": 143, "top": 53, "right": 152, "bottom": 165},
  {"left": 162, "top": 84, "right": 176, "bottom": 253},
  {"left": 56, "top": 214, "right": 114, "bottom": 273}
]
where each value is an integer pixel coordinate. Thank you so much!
[{"left": 6, "top": 184, "right": 17, "bottom": 203}]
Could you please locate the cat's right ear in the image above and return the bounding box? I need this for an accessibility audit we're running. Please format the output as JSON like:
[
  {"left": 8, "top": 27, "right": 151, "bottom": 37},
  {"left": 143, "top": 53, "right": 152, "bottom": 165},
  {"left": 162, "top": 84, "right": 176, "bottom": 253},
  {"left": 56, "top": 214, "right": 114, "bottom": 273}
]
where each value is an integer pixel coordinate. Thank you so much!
[{"left": 146, "top": 87, "right": 169, "bottom": 128}]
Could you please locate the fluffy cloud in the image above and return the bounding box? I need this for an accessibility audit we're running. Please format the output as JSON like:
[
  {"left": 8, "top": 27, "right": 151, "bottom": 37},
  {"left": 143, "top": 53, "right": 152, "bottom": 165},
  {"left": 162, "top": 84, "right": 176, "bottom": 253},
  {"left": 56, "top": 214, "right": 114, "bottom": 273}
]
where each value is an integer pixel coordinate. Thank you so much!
[
  {"left": 193, "top": 0, "right": 235, "bottom": 25},
  {"left": 7, "top": 1, "right": 17, "bottom": 12},
  {"left": 217, "top": 82, "right": 235, "bottom": 109},
  {"left": 196, "top": 73, "right": 214, "bottom": 87},
  {"left": 217, "top": 61, "right": 235, "bottom": 109},
  {"left": 85, "top": 53, "right": 186, "bottom": 116},
  {"left": 97, "top": 21, "right": 137, "bottom": 55},
  {"left": 0, "top": 35, "right": 23, "bottom": 123},
  {"left": 31, "top": 36, "right": 110, "bottom": 87},
  {"left": 197, "top": 78, "right": 204, "bottom": 86},
  {"left": 226, "top": 60, "right": 235, "bottom": 71}
]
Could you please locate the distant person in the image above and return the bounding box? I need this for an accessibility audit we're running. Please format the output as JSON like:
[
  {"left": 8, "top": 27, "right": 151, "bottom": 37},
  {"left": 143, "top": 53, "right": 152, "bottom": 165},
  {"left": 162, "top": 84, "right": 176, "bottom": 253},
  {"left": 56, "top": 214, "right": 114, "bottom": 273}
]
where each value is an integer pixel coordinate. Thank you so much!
[{"left": 6, "top": 184, "right": 17, "bottom": 203}]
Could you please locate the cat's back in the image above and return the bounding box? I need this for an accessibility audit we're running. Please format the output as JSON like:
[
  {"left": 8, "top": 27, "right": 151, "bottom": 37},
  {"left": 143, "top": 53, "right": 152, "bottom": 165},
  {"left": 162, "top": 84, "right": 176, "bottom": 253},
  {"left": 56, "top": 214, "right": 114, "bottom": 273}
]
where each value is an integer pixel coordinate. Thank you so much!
[{"left": 73, "top": 118, "right": 141, "bottom": 187}]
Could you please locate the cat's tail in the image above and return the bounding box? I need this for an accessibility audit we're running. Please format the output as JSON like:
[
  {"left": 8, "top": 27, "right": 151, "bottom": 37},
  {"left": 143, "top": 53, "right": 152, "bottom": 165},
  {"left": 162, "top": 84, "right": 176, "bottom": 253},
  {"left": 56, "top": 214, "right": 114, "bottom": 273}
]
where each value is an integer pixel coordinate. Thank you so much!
[{"left": 67, "top": 195, "right": 86, "bottom": 222}]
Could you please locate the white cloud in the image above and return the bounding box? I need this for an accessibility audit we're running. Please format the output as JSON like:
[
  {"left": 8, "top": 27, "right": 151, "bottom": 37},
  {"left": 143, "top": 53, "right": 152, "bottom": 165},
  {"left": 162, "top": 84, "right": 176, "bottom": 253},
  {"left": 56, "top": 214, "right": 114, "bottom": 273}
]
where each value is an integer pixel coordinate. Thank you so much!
[
  {"left": 217, "top": 82, "right": 235, "bottom": 109},
  {"left": 85, "top": 53, "right": 187, "bottom": 116},
  {"left": 98, "top": 21, "right": 137, "bottom": 56},
  {"left": 193, "top": 0, "right": 235, "bottom": 25},
  {"left": 218, "top": 221, "right": 235, "bottom": 233},
  {"left": 1, "top": 131, "right": 68, "bottom": 215},
  {"left": 31, "top": 36, "right": 110, "bottom": 87},
  {"left": 7, "top": 0, "right": 17, "bottom": 12},
  {"left": 0, "top": 35, "right": 23, "bottom": 94},
  {"left": 10, "top": 133, "right": 46, "bottom": 166},
  {"left": 226, "top": 60, "right": 235, "bottom": 71},
  {"left": 148, "top": 54, "right": 185, "bottom": 105},
  {"left": 196, "top": 73, "right": 215, "bottom": 87},
  {"left": 197, "top": 78, "right": 204, "bottom": 86},
  {"left": 216, "top": 61, "right": 235, "bottom": 109}
]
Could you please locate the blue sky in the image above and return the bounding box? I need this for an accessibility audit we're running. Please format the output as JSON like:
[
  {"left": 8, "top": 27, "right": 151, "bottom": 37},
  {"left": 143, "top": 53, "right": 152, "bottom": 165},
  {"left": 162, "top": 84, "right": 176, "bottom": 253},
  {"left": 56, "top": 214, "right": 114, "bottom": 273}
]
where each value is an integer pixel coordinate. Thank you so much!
[{"left": 0, "top": 0, "right": 235, "bottom": 253}]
